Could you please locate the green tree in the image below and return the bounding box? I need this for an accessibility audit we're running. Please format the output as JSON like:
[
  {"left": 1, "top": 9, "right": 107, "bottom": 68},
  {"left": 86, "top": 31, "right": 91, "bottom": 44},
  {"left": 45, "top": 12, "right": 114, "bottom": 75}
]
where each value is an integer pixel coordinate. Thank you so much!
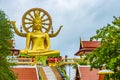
[
  {"left": 0, "top": 10, "right": 16, "bottom": 80},
  {"left": 88, "top": 16, "right": 120, "bottom": 80}
]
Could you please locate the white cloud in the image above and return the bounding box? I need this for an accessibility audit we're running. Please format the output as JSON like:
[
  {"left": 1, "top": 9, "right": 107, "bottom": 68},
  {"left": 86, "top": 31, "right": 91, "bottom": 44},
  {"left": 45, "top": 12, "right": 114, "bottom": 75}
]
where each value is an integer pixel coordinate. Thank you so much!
[
  {"left": 56, "top": 0, "right": 80, "bottom": 10},
  {"left": 0, "top": 0, "right": 120, "bottom": 57}
]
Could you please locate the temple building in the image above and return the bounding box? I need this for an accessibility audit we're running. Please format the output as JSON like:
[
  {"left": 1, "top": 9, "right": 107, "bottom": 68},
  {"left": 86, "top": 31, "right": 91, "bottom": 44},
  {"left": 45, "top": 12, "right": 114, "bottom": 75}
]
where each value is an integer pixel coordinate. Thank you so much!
[
  {"left": 74, "top": 39, "right": 101, "bottom": 80},
  {"left": 74, "top": 39, "right": 100, "bottom": 57}
]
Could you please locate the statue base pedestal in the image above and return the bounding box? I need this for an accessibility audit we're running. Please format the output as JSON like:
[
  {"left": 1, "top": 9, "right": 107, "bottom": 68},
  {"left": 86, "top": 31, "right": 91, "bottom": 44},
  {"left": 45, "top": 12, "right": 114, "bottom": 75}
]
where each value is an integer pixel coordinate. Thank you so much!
[{"left": 20, "top": 52, "right": 60, "bottom": 66}]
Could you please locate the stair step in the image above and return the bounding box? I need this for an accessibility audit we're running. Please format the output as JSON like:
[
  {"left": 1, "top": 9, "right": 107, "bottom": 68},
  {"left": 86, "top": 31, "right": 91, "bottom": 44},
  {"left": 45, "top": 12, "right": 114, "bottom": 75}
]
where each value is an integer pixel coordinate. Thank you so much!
[
  {"left": 42, "top": 66, "right": 57, "bottom": 80},
  {"left": 39, "top": 66, "right": 63, "bottom": 80}
]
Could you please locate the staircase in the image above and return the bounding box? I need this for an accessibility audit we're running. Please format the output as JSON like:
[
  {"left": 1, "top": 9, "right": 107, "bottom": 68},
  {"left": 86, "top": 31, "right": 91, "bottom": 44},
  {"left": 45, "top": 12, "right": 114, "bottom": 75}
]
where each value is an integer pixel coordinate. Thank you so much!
[
  {"left": 51, "top": 66, "right": 63, "bottom": 80},
  {"left": 39, "top": 66, "right": 63, "bottom": 80}
]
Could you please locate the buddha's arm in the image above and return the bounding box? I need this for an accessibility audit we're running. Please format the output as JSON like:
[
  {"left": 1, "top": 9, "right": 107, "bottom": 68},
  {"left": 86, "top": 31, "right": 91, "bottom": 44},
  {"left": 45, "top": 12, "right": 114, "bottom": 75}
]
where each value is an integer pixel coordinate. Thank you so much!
[
  {"left": 10, "top": 21, "right": 27, "bottom": 37},
  {"left": 49, "top": 25, "right": 63, "bottom": 37},
  {"left": 24, "top": 33, "right": 31, "bottom": 50},
  {"left": 45, "top": 33, "right": 50, "bottom": 50}
]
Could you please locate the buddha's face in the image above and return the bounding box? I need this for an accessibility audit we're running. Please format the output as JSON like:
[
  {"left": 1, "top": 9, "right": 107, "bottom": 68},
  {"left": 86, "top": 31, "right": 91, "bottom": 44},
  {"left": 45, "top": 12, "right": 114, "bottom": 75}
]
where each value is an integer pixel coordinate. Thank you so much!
[
  {"left": 33, "top": 19, "right": 42, "bottom": 30},
  {"left": 33, "top": 11, "right": 42, "bottom": 30}
]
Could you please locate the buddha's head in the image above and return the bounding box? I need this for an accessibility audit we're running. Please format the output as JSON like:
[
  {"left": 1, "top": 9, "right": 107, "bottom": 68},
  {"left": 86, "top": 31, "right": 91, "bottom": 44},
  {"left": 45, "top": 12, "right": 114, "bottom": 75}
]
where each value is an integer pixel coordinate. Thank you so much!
[{"left": 33, "top": 10, "right": 42, "bottom": 31}]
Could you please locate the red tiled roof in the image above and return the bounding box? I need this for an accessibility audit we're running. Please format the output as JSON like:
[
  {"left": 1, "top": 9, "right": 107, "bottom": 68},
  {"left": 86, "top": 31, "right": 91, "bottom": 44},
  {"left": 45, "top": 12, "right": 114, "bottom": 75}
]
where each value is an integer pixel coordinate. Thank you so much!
[
  {"left": 80, "top": 48, "right": 96, "bottom": 52},
  {"left": 12, "top": 67, "right": 38, "bottom": 80},
  {"left": 82, "top": 41, "right": 100, "bottom": 48},
  {"left": 10, "top": 48, "right": 20, "bottom": 56},
  {"left": 10, "top": 48, "right": 20, "bottom": 51},
  {"left": 75, "top": 41, "right": 100, "bottom": 56},
  {"left": 75, "top": 48, "right": 96, "bottom": 55},
  {"left": 79, "top": 66, "right": 99, "bottom": 80}
]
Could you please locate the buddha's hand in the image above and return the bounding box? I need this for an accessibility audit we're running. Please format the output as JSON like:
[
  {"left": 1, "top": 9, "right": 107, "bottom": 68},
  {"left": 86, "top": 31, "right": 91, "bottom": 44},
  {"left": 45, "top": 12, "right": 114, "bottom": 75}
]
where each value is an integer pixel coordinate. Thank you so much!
[{"left": 10, "top": 21, "right": 16, "bottom": 28}]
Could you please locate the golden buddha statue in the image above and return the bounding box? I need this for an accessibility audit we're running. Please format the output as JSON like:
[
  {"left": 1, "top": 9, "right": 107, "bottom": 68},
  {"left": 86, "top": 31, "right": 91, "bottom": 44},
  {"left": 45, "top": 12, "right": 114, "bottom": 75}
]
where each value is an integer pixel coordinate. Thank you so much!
[{"left": 11, "top": 8, "right": 62, "bottom": 56}]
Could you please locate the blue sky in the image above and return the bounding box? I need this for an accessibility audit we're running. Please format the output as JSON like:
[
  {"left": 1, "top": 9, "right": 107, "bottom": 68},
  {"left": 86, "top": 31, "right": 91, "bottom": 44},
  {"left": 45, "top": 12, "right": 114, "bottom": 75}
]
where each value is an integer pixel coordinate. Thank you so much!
[{"left": 0, "top": 0, "right": 120, "bottom": 57}]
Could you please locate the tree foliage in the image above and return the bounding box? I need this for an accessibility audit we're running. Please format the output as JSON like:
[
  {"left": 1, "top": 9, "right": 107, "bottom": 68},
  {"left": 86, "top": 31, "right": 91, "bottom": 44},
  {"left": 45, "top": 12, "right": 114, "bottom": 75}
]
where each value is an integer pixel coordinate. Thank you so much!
[
  {"left": 0, "top": 10, "right": 16, "bottom": 80},
  {"left": 87, "top": 16, "right": 120, "bottom": 80}
]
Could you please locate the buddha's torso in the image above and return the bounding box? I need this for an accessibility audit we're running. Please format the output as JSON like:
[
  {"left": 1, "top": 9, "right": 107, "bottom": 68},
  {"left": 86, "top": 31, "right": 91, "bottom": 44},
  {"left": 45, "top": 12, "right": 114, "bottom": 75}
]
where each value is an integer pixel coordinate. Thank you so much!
[{"left": 30, "top": 32, "right": 47, "bottom": 50}]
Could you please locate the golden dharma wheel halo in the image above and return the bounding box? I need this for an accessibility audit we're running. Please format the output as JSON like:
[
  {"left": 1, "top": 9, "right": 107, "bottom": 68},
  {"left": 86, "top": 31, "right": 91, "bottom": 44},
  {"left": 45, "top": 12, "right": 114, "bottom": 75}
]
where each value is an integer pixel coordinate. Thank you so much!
[{"left": 22, "top": 8, "right": 52, "bottom": 33}]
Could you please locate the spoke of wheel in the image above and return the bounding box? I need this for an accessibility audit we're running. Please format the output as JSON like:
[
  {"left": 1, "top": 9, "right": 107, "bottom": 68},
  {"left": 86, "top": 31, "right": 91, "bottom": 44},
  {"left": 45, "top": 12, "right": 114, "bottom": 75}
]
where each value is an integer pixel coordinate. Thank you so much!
[
  {"left": 42, "top": 18, "right": 49, "bottom": 22},
  {"left": 33, "top": 10, "right": 36, "bottom": 15},
  {"left": 42, "top": 26, "right": 47, "bottom": 30},
  {"left": 25, "top": 22, "right": 33, "bottom": 24},
  {"left": 28, "top": 13, "right": 34, "bottom": 19},
  {"left": 42, "top": 23, "right": 49, "bottom": 25},
  {"left": 41, "top": 13, "right": 45, "bottom": 19},
  {"left": 38, "top": 10, "right": 40, "bottom": 15},
  {"left": 27, "top": 25, "right": 33, "bottom": 29},
  {"left": 25, "top": 17, "right": 33, "bottom": 21},
  {"left": 32, "top": 28, "right": 34, "bottom": 32}
]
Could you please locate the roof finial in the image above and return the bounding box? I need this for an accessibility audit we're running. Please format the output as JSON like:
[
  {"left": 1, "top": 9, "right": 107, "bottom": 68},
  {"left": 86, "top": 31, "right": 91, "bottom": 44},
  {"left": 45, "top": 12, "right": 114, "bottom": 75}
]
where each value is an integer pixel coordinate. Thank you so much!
[
  {"left": 79, "top": 37, "right": 82, "bottom": 50},
  {"left": 20, "top": 25, "right": 22, "bottom": 32},
  {"left": 51, "top": 26, "right": 54, "bottom": 34}
]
